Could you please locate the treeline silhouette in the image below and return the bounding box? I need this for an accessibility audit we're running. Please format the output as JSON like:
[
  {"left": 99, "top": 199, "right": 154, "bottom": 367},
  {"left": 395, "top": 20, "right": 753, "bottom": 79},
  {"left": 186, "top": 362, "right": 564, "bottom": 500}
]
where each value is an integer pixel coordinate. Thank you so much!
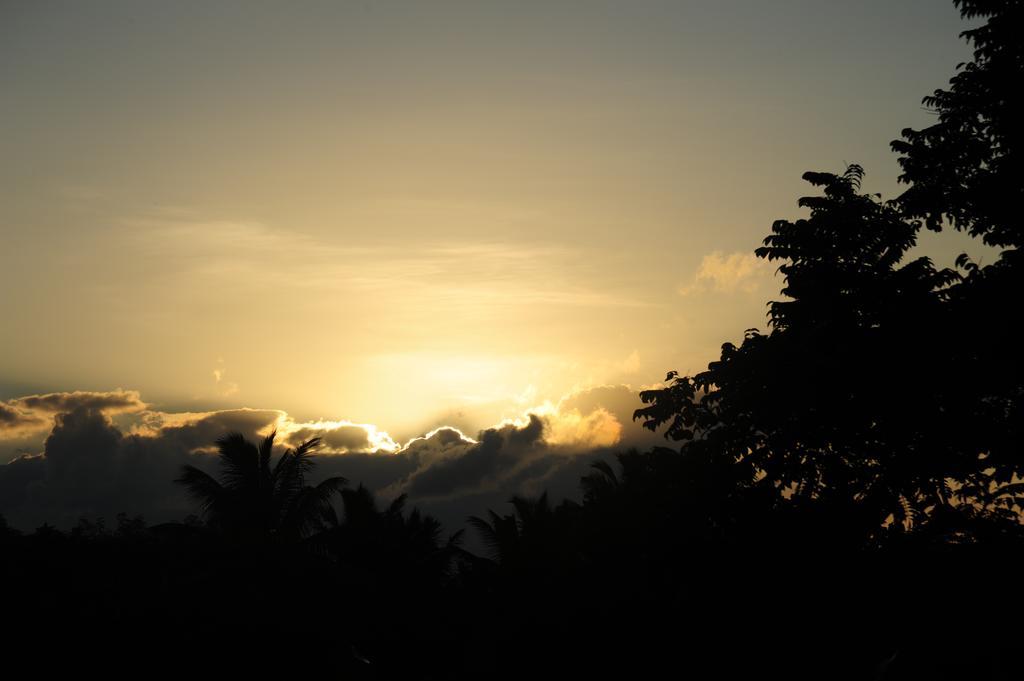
[{"left": 2, "top": 1, "right": 1021, "bottom": 677}]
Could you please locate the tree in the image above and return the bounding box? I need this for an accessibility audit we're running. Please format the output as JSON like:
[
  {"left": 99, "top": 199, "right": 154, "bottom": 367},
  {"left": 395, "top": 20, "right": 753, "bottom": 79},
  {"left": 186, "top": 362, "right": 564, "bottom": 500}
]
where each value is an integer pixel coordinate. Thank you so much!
[
  {"left": 308, "top": 484, "right": 463, "bottom": 678},
  {"left": 175, "top": 431, "right": 346, "bottom": 541},
  {"left": 891, "top": 0, "right": 1023, "bottom": 253},
  {"left": 468, "top": 492, "right": 584, "bottom": 571},
  {"left": 891, "top": 0, "right": 1024, "bottom": 520},
  {"left": 634, "top": 165, "right": 1023, "bottom": 544},
  {"left": 315, "top": 483, "right": 461, "bottom": 582}
]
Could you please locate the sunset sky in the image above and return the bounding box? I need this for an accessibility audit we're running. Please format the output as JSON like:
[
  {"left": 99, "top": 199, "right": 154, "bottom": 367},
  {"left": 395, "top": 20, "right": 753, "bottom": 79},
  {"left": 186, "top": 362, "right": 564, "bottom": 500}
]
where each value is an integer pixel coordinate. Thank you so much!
[{"left": 0, "top": 1, "right": 995, "bottom": 528}]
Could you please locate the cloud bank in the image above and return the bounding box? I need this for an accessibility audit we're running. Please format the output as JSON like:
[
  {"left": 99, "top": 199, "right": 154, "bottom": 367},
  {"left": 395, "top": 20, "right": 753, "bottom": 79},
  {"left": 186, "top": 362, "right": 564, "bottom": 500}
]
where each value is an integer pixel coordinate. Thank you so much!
[
  {"left": 0, "top": 385, "right": 663, "bottom": 532},
  {"left": 0, "top": 390, "right": 146, "bottom": 437}
]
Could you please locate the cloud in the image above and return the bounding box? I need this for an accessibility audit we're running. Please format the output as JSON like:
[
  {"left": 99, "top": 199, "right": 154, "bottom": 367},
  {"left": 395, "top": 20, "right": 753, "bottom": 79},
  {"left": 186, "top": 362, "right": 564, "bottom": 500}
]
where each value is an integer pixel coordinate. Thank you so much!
[
  {"left": 282, "top": 420, "right": 400, "bottom": 454},
  {"left": 543, "top": 407, "right": 622, "bottom": 449},
  {"left": 138, "top": 408, "right": 284, "bottom": 450},
  {"left": 15, "top": 390, "right": 145, "bottom": 414},
  {"left": 0, "top": 390, "right": 146, "bottom": 438},
  {"left": 547, "top": 384, "right": 664, "bottom": 451},
  {"left": 0, "top": 408, "right": 176, "bottom": 530},
  {"left": 678, "top": 251, "right": 772, "bottom": 296},
  {"left": 211, "top": 359, "right": 239, "bottom": 397},
  {"left": 124, "top": 217, "right": 648, "bottom": 311},
  {"left": 0, "top": 402, "right": 46, "bottom": 432},
  {"left": 0, "top": 405, "right": 285, "bottom": 530},
  {"left": 402, "top": 415, "right": 546, "bottom": 500},
  {"left": 0, "top": 384, "right": 664, "bottom": 532},
  {"left": 387, "top": 384, "right": 663, "bottom": 503}
]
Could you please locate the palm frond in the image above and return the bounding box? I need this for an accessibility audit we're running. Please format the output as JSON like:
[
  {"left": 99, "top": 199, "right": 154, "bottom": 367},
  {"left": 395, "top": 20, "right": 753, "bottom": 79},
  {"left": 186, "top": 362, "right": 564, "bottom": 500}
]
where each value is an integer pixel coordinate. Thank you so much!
[
  {"left": 277, "top": 437, "right": 322, "bottom": 491},
  {"left": 215, "top": 432, "right": 260, "bottom": 490},
  {"left": 590, "top": 459, "right": 619, "bottom": 485},
  {"left": 467, "top": 515, "right": 502, "bottom": 561},
  {"left": 180, "top": 430, "right": 345, "bottom": 541},
  {"left": 340, "top": 484, "right": 379, "bottom": 528},
  {"left": 175, "top": 464, "right": 226, "bottom": 514},
  {"left": 272, "top": 437, "right": 321, "bottom": 500},
  {"left": 445, "top": 528, "right": 465, "bottom": 550},
  {"left": 387, "top": 494, "right": 408, "bottom": 519},
  {"left": 258, "top": 430, "right": 277, "bottom": 487},
  {"left": 468, "top": 509, "right": 520, "bottom": 563},
  {"left": 281, "top": 476, "right": 348, "bottom": 538},
  {"left": 315, "top": 475, "right": 349, "bottom": 496}
]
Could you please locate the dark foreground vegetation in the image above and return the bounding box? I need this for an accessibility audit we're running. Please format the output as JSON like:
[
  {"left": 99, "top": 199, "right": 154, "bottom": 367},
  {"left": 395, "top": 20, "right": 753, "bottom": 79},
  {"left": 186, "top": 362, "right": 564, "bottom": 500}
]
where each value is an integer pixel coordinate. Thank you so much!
[{"left": 2, "top": 1, "right": 1021, "bottom": 677}]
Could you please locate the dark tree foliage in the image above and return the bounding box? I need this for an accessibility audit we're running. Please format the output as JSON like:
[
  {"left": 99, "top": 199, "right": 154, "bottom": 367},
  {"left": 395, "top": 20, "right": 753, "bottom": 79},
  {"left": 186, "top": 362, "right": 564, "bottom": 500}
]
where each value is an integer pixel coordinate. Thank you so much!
[
  {"left": 891, "top": 0, "right": 1023, "bottom": 252},
  {"left": 634, "top": 165, "right": 1023, "bottom": 545},
  {"left": 315, "top": 483, "right": 462, "bottom": 587},
  {"left": 631, "top": 3, "right": 1024, "bottom": 545},
  {"left": 460, "top": 448, "right": 1019, "bottom": 679},
  {"left": 175, "top": 430, "right": 347, "bottom": 541},
  {"left": 308, "top": 485, "right": 465, "bottom": 679},
  {"left": 891, "top": 0, "right": 1024, "bottom": 525},
  {"left": 468, "top": 492, "right": 583, "bottom": 571}
]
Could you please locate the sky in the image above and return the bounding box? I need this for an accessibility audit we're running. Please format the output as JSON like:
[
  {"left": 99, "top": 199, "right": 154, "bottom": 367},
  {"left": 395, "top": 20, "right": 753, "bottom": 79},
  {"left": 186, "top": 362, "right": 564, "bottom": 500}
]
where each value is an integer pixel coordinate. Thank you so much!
[{"left": 0, "top": 1, "right": 993, "bottom": 529}]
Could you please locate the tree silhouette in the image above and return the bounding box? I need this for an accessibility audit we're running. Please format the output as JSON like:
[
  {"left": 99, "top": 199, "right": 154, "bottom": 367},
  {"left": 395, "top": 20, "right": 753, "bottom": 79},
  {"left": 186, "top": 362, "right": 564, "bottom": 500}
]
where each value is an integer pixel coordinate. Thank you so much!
[
  {"left": 892, "top": 0, "right": 1024, "bottom": 526},
  {"left": 634, "top": 165, "right": 1024, "bottom": 544},
  {"left": 315, "top": 483, "right": 462, "bottom": 581},
  {"left": 308, "top": 484, "right": 464, "bottom": 678},
  {"left": 891, "top": 0, "right": 1022, "bottom": 253},
  {"left": 468, "top": 492, "right": 585, "bottom": 572},
  {"left": 175, "top": 431, "right": 346, "bottom": 541}
]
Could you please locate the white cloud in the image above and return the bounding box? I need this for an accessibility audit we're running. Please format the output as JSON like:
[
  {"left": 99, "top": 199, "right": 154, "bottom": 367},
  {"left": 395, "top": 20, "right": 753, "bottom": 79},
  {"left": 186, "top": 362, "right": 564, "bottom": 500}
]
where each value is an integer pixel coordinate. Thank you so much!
[
  {"left": 678, "top": 251, "right": 772, "bottom": 296},
  {"left": 211, "top": 359, "right": 239, "bottom": 397}
]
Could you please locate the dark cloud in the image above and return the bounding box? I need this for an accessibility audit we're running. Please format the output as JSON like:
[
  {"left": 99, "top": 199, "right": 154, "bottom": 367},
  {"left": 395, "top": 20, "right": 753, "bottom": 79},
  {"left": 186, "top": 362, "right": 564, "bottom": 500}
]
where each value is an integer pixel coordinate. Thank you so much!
[
  {"left": 150, "top": 408, "right": 282, "bottom": 451},
  {"left": 0, "top": 403, "right": 27, "bottom": 425},
  {"left": 404, "top": 415, "right": 547, "bottom": 499},
  {"left": 0, "top": 406, "right": 186, "bottom": 529},
  {"left": 0, "top": 387, "right": 652, "bottom": 534},
  {"left": 0, "top": 406, "right": 282, "bottom": 530},
  {"left": 314, "top": 453, "right": 419, "bottom": 491},
  {"left": 0, "top": 403, "right": 46, "bottom": 432},
  {"left": 285, "top": 424, "right": 374, "bottom": 453},
  {"left": 0, "top": 454, "right": 46, "bottom": 517},
  {"left": 410, "top": 447, "right": 610, "bottom": 553},
  {"left": 0, "top": 390, "right": 146, "bottom": 436},
  {"left": 17, "top": 389, "right": 145, "bottom": 414}
]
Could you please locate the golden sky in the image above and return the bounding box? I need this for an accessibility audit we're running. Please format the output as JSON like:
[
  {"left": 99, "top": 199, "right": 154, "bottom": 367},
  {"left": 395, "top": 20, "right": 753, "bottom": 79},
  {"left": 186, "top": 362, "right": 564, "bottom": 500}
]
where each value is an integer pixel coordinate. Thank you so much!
[{"left": 1, "top": 0, "right": 988, "bottom": 445}]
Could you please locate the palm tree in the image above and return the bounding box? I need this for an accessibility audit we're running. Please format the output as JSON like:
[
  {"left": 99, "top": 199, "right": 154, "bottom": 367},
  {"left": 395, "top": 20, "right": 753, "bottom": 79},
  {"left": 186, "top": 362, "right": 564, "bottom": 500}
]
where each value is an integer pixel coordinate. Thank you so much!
[
  {"left": 316, "top": 484, "right": 463, "bottom": 577},
  {"left": 468, "top": 492, "right": 581, "bottom": 570},
  {"left": 175, "top": 430, "right": 346, "bottom": 541}
]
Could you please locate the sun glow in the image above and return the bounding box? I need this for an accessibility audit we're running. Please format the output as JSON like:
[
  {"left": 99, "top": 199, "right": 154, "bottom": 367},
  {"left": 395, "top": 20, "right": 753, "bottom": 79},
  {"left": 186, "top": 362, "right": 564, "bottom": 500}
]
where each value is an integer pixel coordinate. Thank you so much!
[{"left": 279, "top": 418, "right": 402, "bottom": 454}]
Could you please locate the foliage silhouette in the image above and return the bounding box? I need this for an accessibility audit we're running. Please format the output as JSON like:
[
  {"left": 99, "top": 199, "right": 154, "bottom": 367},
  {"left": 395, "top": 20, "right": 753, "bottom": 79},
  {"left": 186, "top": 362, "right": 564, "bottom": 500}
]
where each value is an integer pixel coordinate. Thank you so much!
[
  {"left": 468, "top": 492, "right": 581, "bottom": 567},
  {"left": 315, "top": 483, "right": 462, "bottom": 582},
  {"left": 891, "top": 0, "right": 1023, "bottom": 252},
  {"left": 307, "top": 484, "right": 465, "bottom": 677},
  {"left": 175, "top": 430, "right": 347, "bottom": 541},
  {"left": 634, "top": 163, "right": 1024, "bottom": 545},
  {"left": 892, "top": 1, "right": 1024, "bottom": 531},
  {"left": 458, "top": 7, "right": 1024, "bottom": 674}
]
